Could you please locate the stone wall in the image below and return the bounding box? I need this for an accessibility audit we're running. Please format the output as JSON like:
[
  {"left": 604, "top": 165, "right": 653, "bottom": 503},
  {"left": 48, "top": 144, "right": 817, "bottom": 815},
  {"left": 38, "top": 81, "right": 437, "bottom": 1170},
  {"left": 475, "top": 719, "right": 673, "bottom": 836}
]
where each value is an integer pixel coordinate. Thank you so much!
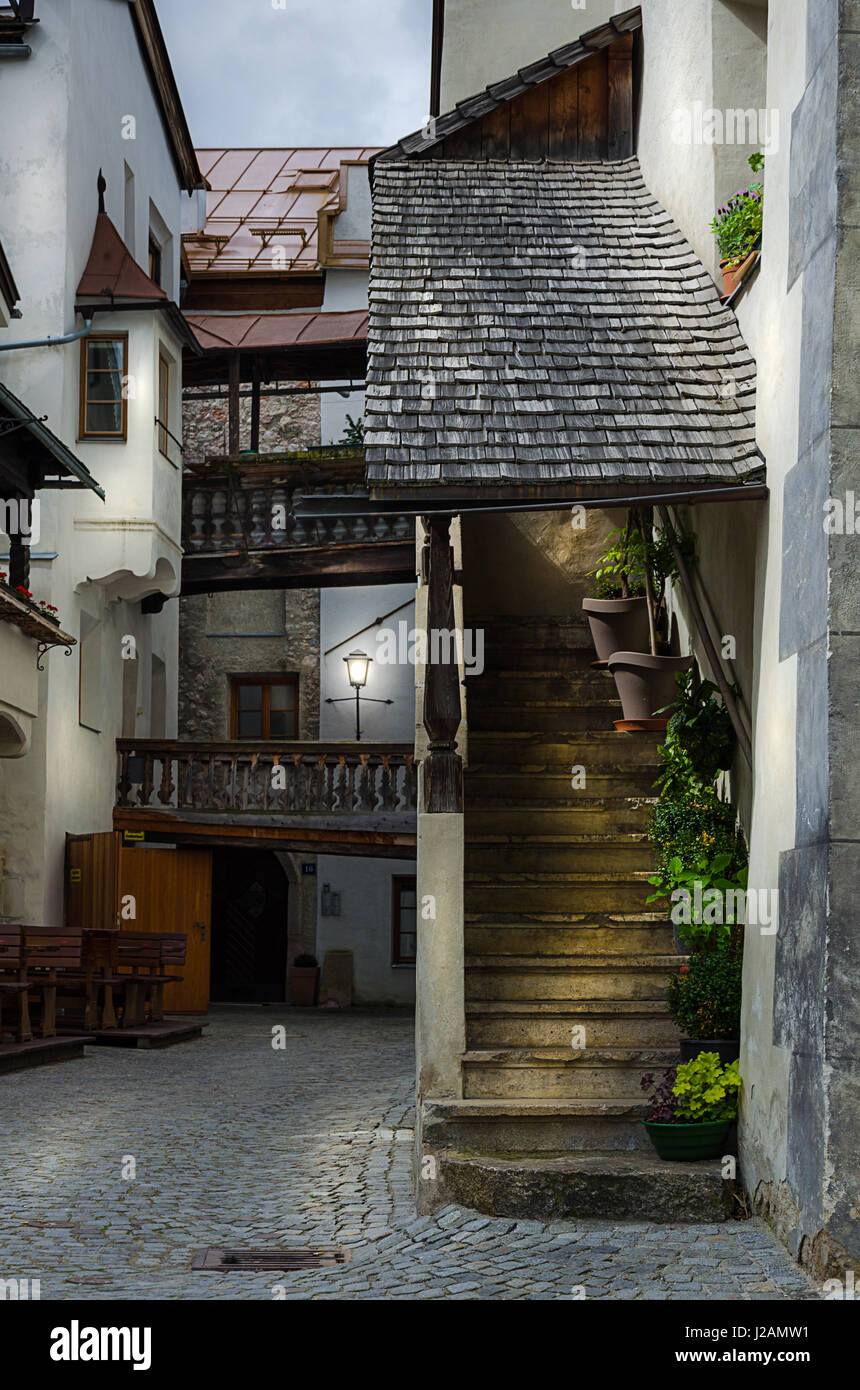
[
  {"left": 182, "top": 385, "right": 321, "bottom": 465},
  {"left": 178, "top": 588, "right": 321, "bottom": 741}
]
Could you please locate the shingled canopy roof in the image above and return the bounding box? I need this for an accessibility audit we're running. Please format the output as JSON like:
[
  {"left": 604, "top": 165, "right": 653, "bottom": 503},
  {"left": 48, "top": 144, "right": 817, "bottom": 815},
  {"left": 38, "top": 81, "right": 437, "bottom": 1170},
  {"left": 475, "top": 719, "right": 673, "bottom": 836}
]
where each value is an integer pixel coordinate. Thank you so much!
[{"left": 364, "top": 158, "right": 760, "bottom": 501}]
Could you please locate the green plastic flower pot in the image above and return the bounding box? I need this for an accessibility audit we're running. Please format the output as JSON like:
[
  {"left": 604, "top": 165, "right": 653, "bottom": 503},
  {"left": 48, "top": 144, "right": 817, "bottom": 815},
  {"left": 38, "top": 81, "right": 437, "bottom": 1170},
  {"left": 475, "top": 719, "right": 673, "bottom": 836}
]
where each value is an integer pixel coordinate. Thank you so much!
[{"left": 643, "top": 1119, "right": 734, "bottom": 1161}]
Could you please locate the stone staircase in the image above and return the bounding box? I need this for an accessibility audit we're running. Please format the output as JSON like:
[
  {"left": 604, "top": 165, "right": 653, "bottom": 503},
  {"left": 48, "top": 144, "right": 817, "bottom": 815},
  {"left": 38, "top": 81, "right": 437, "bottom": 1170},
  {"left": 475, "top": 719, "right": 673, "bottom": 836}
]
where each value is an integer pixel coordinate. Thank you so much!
[{"left": 423, "top": 615, "right": 730, "bottom": 1221}]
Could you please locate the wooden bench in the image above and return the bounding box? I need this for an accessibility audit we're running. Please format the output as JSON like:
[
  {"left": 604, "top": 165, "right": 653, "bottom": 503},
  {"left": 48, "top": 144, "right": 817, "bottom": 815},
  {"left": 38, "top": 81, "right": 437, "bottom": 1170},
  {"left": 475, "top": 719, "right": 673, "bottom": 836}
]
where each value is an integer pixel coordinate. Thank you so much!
[
  {"left": 147, "top": 933, "right": 186, "bottom": 1022},
  {"left": 0, "top": 927, "right": 33, "bottom": 1042},
  {"left": 0, "top": 926, "right": 84, "bottom": 1041},
  {"left": 55, "top": 929, "right": 120, "bottom": 1032}
]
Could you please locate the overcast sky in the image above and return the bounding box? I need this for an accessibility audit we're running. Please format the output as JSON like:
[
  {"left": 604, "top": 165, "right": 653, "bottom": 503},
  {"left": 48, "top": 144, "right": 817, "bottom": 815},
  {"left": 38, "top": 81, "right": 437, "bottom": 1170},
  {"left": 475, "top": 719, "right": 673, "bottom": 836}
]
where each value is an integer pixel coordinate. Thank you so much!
[{"left": 159, "top": 0, "right": 433, "bottom": 149}]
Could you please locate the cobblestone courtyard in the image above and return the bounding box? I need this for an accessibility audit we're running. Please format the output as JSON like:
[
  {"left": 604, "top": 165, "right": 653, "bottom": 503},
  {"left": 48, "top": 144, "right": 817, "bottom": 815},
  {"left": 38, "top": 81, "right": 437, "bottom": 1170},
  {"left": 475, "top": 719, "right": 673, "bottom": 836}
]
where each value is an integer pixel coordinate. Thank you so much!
[{"left": 1, "top": 1008, "right": 818, "bottom": 1300}]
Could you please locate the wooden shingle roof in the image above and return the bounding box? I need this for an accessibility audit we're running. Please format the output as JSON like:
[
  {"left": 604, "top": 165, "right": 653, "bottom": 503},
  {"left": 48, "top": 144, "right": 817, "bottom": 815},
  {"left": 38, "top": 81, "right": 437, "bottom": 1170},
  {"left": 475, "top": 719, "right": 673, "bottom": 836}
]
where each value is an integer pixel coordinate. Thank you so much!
[{"left": 365, "top": 159, "right": 760, "bottom": 497}]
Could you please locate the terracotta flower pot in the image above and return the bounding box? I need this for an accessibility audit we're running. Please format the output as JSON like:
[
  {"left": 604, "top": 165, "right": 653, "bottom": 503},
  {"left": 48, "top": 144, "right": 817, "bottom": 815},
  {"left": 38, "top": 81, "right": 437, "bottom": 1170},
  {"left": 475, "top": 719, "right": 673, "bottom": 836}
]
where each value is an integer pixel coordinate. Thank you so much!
[
  {"left": 607, "top": 652, "right": 694, "bottom": 723},
  {"left": 290, "top": 966, "right": 319, "bottom": 1006},
  {"left": 720, "top": 249, "right": 758, "bottom": 298},
  {"left": 581, "top": 597, "right": 650, "bottom": 663}
]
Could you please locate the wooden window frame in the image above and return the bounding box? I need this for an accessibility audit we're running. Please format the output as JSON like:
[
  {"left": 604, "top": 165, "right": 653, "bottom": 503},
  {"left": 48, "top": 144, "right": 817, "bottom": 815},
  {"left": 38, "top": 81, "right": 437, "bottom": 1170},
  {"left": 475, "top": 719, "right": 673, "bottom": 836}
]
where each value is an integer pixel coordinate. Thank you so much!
[
  {"left": 392, "top": 874, "right": 417, "bottom": 967},
  {"left": 148, "top": 233, "right": 162, "bottom": 288},
  {"left": 79, "top": 332, "right": 128, "bottom": 440},
  {"left": 157, "top": 350, "right": 170, "bottom": 458},
  {"left": 229, "top": 674, "right": 299, "bottom": 741}
]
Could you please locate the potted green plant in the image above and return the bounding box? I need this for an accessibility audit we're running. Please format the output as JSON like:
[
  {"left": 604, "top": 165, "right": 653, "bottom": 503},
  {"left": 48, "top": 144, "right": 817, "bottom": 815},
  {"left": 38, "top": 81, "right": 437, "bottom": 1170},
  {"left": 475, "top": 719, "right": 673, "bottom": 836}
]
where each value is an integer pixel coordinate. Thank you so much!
[
  {"left": 582, "top": 515, "right": 651, "bottom": 664},
  {"left": 641, "top": 1052, "right": 741, "bottom": 1160},
  {"left": 665, "top": 945, "right": 743, "bottom": 1064},
  {"left": 586, "top": 512, "right": 698, "bottom": 728},
  {"left": 710, "top": 153, "right": 764, "bottom": 297},
  {"left": 290, "top": 953, "right": 319, "bottom": 1006}
]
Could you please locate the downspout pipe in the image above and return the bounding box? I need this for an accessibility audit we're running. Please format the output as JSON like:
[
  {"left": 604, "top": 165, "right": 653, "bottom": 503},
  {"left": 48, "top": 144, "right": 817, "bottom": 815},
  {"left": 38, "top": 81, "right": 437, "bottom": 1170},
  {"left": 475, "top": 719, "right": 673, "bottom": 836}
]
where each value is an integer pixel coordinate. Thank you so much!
[{"left": 0, "top": 316, "right": 93, "bottom": 353}]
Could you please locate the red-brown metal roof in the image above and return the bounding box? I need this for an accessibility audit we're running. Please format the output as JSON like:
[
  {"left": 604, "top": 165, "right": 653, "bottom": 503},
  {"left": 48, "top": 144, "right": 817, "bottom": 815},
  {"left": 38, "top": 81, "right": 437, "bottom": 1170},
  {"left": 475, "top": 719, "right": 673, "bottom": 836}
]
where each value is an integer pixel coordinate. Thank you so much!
[
  {"left": 77, "top": 211, "right": 167, "bottom": 301},
  {"left": 186, "top": 309, "right": 368, "bottom": 352},
  {"left": 185, "top": 148, "right": 381, "bottom": 276}
]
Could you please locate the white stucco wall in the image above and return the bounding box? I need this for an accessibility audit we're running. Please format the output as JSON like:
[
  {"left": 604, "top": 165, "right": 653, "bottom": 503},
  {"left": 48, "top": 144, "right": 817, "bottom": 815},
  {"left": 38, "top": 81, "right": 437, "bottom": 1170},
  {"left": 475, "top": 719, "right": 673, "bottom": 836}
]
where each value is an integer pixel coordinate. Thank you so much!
[
  {"left": 439, "top": 0, "right": 617, "bottom": 110},
  {"left": 0, "top": 0, "right": 188, "bottom": 923},
  {"left": 320, "top": 584, "right": 416, "bottom": 744},
  {"left": 315, "top": 853, "right": 416, "bottom": 1004}
]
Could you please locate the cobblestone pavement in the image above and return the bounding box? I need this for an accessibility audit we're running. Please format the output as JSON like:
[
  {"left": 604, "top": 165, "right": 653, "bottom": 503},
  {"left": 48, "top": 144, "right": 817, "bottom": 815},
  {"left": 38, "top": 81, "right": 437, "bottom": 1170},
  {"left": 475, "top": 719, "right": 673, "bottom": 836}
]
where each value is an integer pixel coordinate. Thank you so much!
[{"left": 1, "top": 1008, "right": 818, "bottom": 1300}]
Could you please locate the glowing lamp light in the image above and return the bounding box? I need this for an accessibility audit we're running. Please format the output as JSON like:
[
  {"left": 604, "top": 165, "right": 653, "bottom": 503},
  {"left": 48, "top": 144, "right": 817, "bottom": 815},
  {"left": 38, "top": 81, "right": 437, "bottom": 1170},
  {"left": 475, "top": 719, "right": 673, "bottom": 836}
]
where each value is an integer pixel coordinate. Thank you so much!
[{"left": 344, "top": 650, "right": 371, "bottom": 689}]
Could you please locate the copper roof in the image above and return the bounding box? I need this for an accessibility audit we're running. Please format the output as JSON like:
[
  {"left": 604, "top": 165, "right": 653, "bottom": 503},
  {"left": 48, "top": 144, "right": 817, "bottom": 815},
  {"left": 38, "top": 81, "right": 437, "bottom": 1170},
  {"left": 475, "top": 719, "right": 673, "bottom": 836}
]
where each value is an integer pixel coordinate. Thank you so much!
[
  {"left": 185, "top": 148, "right": 381, "bottom": 276},
  {"left": 77, "top": 212, "right": 167, "bottom": 301},
  {"left": 187, "top": 309, "right": 368, "bottom": 353}
]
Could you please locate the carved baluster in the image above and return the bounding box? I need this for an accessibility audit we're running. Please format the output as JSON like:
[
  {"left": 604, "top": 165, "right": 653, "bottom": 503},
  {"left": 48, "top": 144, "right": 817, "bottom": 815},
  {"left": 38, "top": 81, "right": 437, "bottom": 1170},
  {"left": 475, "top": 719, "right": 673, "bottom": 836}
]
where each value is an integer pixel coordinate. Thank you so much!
[
  {"left": 139, "top": 754, "right": 154, "bottom": 807},
  {"left": 158, "top": 753, "right": 174, "bottom": 806},
  {"left": 380, "top": 754, "right": 393, "bottom": 811},
  {"left": 335, "top": 754, "right": 347, "bottom": 812},
  {"left": 117, "top": 750, "right": 132, "bottom": 808},
  {"left": 293, "top": 754, "right": 304, "bottom": 810},
  {"left": 183, "top": 753, "right": 194, "bottom": 808},
  {"left": 250, "top": 488, "right": 268, "bottom": 547},
  {"left": 422, "top": 515, "right": 464, "bottom": 813},
  {"left": 357, "top": 754, "right": 372, "bottom": 810},
  {"left": 210, "top": 489, "right": 228, "bottom": 549},
  {"left": 346, "top": 757, "right": 357, "bottom": 812}
]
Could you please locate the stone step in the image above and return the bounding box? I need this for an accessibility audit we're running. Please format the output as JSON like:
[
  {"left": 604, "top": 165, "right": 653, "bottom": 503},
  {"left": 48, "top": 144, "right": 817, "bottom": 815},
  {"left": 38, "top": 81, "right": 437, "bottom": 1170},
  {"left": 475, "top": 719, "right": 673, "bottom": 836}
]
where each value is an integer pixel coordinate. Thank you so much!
[
  {"left": 462, "top": 1046, "right": 679, "bottom": 1099},
  {"left": 466, "top": 836, "right": 655, "bottom": 874},
  {"left": 466, "top": 999, "right": 681, "bottom": 1048},
  {"left": 465, "top": 805, "right": 654, "bottom": 835},
  {"left": 433, "top": 1149, "right": 732, "bottom": 1222},
  {"left": 468, "top": 731, "right": 663, "bottom": 769},
  {"left": 482, "top": 645, "right": 596, "bottom": 672},
  {"left": 465, "top": 770, "right": 659, "bottom": 802},
  {"left": 465, "top": 871, "right": 657, "bottom": 914},
  {"left": 422, "top": 1097, "right": 653, "bottom": 1153},
  {"left": 464, "top": 955, "right": 684, "bottom": 1000},
  {"left": 464, "top": 915, "right": 676, "bottom": 957},
  {"left": 472, "top": 615, "right": 590, "bottom": 644},
  {"left": 469, "top": 700, "right": 619, "bottom": 733},
  {"left": 468, "top": 671, "right": 617, "bottom": 701}
]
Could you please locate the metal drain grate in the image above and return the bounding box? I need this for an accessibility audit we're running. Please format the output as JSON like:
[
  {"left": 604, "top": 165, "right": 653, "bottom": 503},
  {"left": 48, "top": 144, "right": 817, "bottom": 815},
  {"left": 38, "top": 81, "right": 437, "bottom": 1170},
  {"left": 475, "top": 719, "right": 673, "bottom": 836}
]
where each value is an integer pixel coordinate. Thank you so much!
[{"left": 193, "top": 1246, "right": 349, "bottom": 1272}]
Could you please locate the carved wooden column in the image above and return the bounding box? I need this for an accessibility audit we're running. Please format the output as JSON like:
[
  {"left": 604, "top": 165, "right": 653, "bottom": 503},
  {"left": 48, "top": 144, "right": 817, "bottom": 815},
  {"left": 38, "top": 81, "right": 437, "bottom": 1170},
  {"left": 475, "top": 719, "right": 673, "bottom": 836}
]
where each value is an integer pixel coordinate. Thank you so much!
[
  {"left": 421, "top": 514, "right": 463, "bottom": 814},
  {"left": 227, "top": 353, "right": 241, "bottom": 456}
]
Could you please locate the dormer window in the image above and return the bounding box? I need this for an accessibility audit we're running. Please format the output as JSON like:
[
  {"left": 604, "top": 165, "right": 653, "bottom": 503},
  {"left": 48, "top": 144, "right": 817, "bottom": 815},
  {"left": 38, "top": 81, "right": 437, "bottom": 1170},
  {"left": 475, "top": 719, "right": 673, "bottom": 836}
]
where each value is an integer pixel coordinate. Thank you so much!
[{"left": 79, "top": 334, "right": 128, "bottom": 439}]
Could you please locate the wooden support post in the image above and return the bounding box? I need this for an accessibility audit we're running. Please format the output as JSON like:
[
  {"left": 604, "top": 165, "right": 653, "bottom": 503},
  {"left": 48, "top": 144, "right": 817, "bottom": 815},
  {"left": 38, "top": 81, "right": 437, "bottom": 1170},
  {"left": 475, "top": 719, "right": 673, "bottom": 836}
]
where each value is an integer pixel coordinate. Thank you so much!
[
  {"left": 227, "top": 354, "right": 241, "bottom": 456},
  {"left": 639, "top": 507, "right": 659, "bottom": 656},
  {"left": 8, "top": 529, "right": 29, "bottom": 593},
  {"left": 250, "top": 365, "right": 261, "bottom": 454},
  {"left": 657, "top": 504, "right": 753, "bottom": 769},
  {"left": 421, "top": 515, "right": 463, "bottom": 814}
]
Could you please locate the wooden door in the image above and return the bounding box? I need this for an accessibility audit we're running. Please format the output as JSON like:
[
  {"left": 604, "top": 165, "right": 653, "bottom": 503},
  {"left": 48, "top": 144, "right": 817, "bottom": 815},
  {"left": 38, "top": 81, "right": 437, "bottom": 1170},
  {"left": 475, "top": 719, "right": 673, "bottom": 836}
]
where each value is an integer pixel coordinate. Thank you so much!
[
  {"left": 118, "top": 847, "right": 212, "bottom": 1013},
  {"left": 66, "top": 831, "right": 121, "bottom": 931}
]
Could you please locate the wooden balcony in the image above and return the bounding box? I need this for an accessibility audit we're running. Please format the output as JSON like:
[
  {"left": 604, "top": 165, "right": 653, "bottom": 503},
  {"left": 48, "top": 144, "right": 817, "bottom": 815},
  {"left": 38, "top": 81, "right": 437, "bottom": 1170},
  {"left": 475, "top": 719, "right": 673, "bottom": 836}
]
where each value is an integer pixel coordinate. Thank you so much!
[
  {"left": 114, "top": 739, "right": 418, "bottom": 858},
  {"left": 180, "top": 448, "right": 415, "bottom": 595}
]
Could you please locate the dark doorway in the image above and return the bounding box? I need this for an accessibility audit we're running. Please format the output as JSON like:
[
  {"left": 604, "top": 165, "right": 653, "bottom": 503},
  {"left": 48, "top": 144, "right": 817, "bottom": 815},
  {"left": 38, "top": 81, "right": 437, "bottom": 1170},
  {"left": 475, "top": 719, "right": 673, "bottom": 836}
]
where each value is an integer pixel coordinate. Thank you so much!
[{"left": 210, "top": 849, "right": 289, "bottom": 1003}]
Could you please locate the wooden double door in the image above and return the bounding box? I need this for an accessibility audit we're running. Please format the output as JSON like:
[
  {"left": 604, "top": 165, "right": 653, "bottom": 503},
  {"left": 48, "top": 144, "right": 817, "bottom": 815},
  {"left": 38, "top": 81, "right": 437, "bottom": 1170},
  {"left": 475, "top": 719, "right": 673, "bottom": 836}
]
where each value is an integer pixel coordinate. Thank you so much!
[{"left": 65, "top": 832, "right": 212, "bottom": 1013}]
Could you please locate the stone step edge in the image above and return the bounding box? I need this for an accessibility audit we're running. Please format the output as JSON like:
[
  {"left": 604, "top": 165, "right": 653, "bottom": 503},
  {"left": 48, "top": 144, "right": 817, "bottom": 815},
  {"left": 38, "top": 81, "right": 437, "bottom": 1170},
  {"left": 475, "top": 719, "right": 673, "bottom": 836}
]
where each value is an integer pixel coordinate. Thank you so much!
[
  {"left": 466, "top": 1000, "right": 675, "bottom": 1016},
  {"left": 462, "top": 1047, "right": 679, "bottom": 1065},
  {"left": 464, "top": 954, "right": 685, "bottom": 969}
]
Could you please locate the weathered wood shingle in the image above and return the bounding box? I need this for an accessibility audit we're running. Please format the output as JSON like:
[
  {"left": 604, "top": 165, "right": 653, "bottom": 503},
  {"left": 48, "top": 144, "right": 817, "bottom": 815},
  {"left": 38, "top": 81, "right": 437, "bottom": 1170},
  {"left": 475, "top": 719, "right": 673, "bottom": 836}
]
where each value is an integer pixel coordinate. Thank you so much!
[{"left": 366, "top": 159, "right": 759, "bottom": 493}]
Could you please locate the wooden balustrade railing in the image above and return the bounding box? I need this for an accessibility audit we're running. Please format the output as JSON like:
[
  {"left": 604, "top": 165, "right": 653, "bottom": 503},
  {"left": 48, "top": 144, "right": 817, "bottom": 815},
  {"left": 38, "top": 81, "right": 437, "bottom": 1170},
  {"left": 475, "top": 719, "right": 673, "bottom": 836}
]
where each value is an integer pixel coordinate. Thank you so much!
[
  {"left": 182, "top": 474, "right": 412, "bottom": 556},
  {"left": 116, "top": 740, "right": 418, "bottom": 817}
]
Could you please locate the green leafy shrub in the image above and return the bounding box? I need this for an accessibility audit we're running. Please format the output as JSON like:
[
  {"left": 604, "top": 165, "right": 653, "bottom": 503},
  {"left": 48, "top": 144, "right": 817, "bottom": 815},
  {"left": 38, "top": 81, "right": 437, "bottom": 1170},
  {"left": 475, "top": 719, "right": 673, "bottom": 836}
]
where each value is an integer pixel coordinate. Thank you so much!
[
  {"left": 340, "top": 414, "right": 364, "bottom": 446},
  {"left": 710, "top": 154, "right": 765, "bottom": 267},
  {"left": 672, "top": 1052, "right": 741, "bottom": 1122},
  {"left": 666, "top": 947, "right": 743, "bottom": 1039},
  {"left": 648, "top": 847, "right": 747, "bottom": 951},
  {"left": 293, "top": 953, "right": 318, "bottom": 968},
  {"left": 588, "top": 513, "right": 695, "bottom": 600},
  {"left": 649, "top": 790, "right": 743, "bottom": 880},
  {"left": 655, "top": 669, "right": 736, "bottom": 794}
]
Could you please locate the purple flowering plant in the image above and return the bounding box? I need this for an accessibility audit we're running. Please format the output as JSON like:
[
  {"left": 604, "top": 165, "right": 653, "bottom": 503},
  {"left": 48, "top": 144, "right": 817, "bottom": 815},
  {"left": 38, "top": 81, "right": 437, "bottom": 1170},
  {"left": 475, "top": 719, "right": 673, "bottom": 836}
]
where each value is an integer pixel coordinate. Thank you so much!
[
  {"left": 710, "top": 153, "right": 765, "bottom": 267},
  {"left": 641, "top": 1066, "right": 679, "bottom": 1123}
]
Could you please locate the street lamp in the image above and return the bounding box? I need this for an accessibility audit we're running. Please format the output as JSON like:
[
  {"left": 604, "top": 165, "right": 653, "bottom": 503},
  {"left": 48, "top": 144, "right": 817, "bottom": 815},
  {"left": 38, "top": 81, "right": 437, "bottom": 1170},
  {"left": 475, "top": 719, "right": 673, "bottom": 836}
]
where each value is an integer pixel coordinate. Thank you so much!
[{"left": 326, "top": 649, "right": 393, "bottom": 740}]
